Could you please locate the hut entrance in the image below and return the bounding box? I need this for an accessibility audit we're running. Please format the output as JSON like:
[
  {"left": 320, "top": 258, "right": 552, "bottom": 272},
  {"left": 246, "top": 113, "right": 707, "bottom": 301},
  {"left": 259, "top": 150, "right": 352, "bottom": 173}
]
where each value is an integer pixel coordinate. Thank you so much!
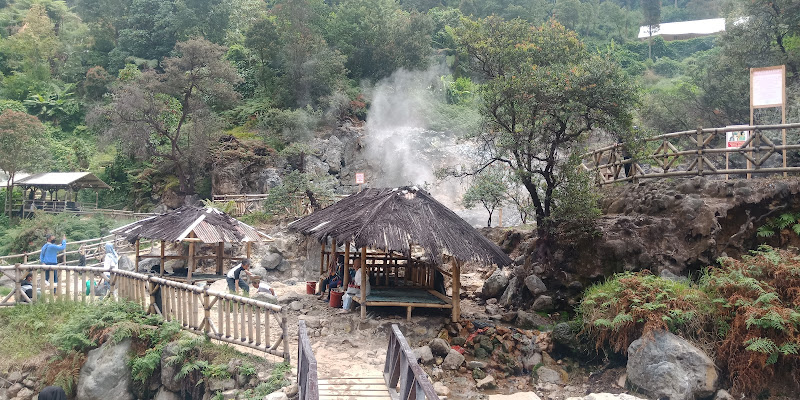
[
  {"left": 111, "top": 206, "right": 271, "bottom": 283},
  {"left": 290, "top": 186, "right": 512, "bottom": 322}
]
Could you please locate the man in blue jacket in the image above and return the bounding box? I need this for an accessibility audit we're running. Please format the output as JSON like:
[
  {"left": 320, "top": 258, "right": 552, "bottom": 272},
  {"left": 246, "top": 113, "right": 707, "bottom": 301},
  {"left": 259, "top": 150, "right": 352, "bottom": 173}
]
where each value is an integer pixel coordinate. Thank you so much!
[{"left": 40, "top": 234, "right": 66, "bottom": 289}]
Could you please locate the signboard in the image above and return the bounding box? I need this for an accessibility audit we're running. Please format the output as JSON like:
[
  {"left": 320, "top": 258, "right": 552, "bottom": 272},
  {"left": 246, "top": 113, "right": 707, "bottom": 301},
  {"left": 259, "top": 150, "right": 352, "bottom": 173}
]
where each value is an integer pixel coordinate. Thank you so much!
[
  {"left": 751, "top": 66, "right": 785, "bottom": 108},
  {"left": 726, "top": 130, "right": 748, "bottom": 148},
  {"left": 355, "top": 173, "right": 365, "bottom": 184}
]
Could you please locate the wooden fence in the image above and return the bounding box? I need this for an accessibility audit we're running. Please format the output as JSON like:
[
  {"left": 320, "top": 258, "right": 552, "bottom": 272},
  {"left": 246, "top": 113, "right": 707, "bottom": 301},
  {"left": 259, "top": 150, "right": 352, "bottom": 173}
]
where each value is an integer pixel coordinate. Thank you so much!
[
  {"left": 0, "top": 263, "right": 290, "bottom": 361},
  {"left": 0, "top": 234, "right": 154, "bottom": 266},
  {"left": 383, "top": 324, "right": 439, "bottom": 400},
  {"left": 10, "top": 200, "right": 156, "bottom": 220},
  {"left": 297, "top": 320, "right": 319, "bottom": 400},
  {"left": 213, "top": 193, "right": 347, "bottom": 217},
  {"left": 581, "top": 123, "right": 800, "bottom": 185}
]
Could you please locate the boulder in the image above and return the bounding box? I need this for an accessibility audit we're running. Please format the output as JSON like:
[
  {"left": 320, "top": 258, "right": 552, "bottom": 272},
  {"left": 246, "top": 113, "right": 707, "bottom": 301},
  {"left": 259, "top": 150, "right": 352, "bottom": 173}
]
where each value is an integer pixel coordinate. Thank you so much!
[
  {"left": 249, "top": 266, "right": 268, "bottom": 281},
  {"left": 433, "top": 382, "right": 450, "bottom": 397},
  {"left": 137, "top": 258, "right": 160, "bottom": 273},
  {"left": 76, "top": 338, "right": 134, "bottom": 400},
  {"left": 283, "top": 383, "right": 299, "bottom": 397},
  {"left": 532, "top": 295, "right": 553, "bottom": 311},
  {"left": 627, "top": 330, "right": 718, "bottom": 400},
  {"left": 536, "top": 366, "right": 564, "bottom": 384},
  {"left": 498, "top": 276, "right": 518, "bottom": 307},
  {"left": 265, "top": 391, "right": 289, "bottom": 400},
  {"left": 16, "top": 387, "right": 34, "bottom": 399},
  {"left": 476, "top": 375, "right": 496, "bottom": 389},
  {"left": 522, "top": 352, "right": 542, "bottom": 371},
  {"left": 261, "top": 253, "right": 283, "bottom": 270},
  {"left": 489, "top": 393, "right": 542, "bottom": 400},
  {"left": 565, "top": 394, "right": 647, "bottom": 400},
  {"left": 413, "top": 346, "right": 434, "bottom": 364},
  {"left": 153, "top": 388, "right": 181, "bottom": 400},
  {"left": 163, "top": 259, "right": 184, "bottom": 274},
  {"left": 467, "top": 361, "right": 487, "bottom": 370},
  {"left": 524, "top": 275, "right": 547, "bottom": 296},
  {"left": 289, "top": 301, "right": 303, "bottom": 311},
  {"left": 117, "top": 255, "right": 136, "bottom": 272},
  {"left": 428, "top": 338, "right": 450, "bottom": 357},
  {"left": 482, "top": 270, "right": 509, "bottom": 299},
  {"left": 442, "top": 349, "right": 465, "bottom": 370},
  {"left": 160, "top": 342, "right": 182, "bottom": 392},
  {"left": 516, "top": 311, "right": 539, "bottom": 329}
]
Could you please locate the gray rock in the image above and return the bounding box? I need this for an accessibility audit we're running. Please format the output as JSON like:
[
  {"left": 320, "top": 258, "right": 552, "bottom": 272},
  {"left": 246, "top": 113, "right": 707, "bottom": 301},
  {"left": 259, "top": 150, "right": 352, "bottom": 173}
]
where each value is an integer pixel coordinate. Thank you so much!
[
  {"left": 289, "top": 301, "right": 303, "bottom": 311},
  {"left": 153, "top": 388, "right": 181, "bottom": 400},
  {"left": 627, "top": 330, "right": 718, "bottom": 400},
  {"left": 524, "top": 275, "right": 547, "bottom": 296},
  {"left": 278, "top": 293, "right": 302, "bottom": 305},
  {"left": 76, "top": 338, "right": 134, "bottom": 400},
  {"left": 476, "top": 375, "right": 496, "bottom": 389},
  {"left": 265, "top": 391, "right": 288, "bottom": 400},
  {"left": 219, "top": 389, "right": 237, "bottom": 400},
  {"left": 565, "top": 394, "right": 647, "bottom": 400},
  {"left": 532, "top": 295, "right": 553, "bottom": 311},
  {"left": 261, "top": 253, "right": 283, "bottom": 270},
  {"left": 16, "top": 387, "right": 33, "bottom": 400},
  {"left": 320, "top": 136, "right": 343, "bottom": 173},
  {"left": 516, "top": 310, "right": 539, "bottom": 329},
  {"left": 467, "top": 361, "right": 487, "bottom": 370},
  {"left": 442, "top": 349, "right": 465, "bottom": 370},
  {"left": 137, "top": 258, "right": 160, "bottom": 273},
  {"left": 428, "top": 338, "right": 450, "bottom": 357},
  {"left": 163, "top": 259, "right": 184, "bottom": 274},
  {"left": 160, "top": 342, "right": 182, "bottom": 392},
  {"left": 498, "top": 276, "right": 518, "bottom": 307},
  {"left": 485, "top": 304, "right": 501, "bottom": 316},
  {"left": 714, "top": 389, "right": 734, "bottom": 400},
  {"left": 207, "top": 378, "right": 235, "bottom": 392},
  {"left": 249, "top": 266, "right": 268, "bottom": 281},
  {"left": 482, "top": 270, "right": 509, "bottom": 299},
  {"left": 117, "top": 255, "right": 135, "bottom": 272},
  {"left": 536, "top": 367, "right": 563, "bottom": 384},
  {"left": 6, "top": 371, "right": 21, "bottom": 383},
  {"left": 7, "top": 383, "right": 22, "bottom": 398},
  {"left": 660, "top": 269, "right": 688, "bottom": 282},
  {"left": 299, "top": 316, "right": 322, "bottom": 329},
  {"left": 522, "top": 352, "right": 542, "bottom": 371},
  {"left": 283, "top": 383, "right": 299, "bottom": 397},
  {"left": 414, "top": 346, "right": 434, "bottom": 364},
  {"left": 433, "top": 381, "right": 451, "bottom": 397},
  {"left": 303, "top": 155, "right": 329, "bottom": 177}
]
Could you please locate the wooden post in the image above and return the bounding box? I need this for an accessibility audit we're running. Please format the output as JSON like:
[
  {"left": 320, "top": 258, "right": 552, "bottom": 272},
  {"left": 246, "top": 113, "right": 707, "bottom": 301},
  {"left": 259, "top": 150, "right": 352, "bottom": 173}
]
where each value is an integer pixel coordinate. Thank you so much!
[
  {"left": 343, "top": 242, "right": 351, "bottom": 288},
  {"left": 216, "top": 242, "right": 224, "bottom": 275},
  {"left": 187, "top": 240, "right": 195, "bottom": 284},
  {"left": 319, "top": 241, "right": 326, "bottom": 275},
  {"left": 203, "top": 289, "right": 211, "bottom": 334},
  {"left": 360, "top": 247, "right": 367, "bottom": 320},
  {"left": 160, "top": 240, "right": 166, "bottom": 276},
  {"left": 246, "top": 241, "right": 252, "bottom": 260},
  {"left": 95, "top": 191, "right": 99, "bottom": 209},
  {"left": 452, "top": 260, "right": 461, "bottom": 323},
  {"left": 14, "top": 264, "right": 21, "bottom": 303},
  {"left": 135, "top": 239, "right": 141, "bottom": 271}
]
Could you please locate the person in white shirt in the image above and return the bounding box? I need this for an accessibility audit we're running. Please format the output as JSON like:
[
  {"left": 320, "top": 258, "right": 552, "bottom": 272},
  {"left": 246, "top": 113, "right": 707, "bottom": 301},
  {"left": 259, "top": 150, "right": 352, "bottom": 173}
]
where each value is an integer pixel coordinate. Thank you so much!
[
  {"left": 345, "top": 257, "right": 370, "bottom": 297},
  {"left": 226, "top": 259, "right": 253, "bottom": 294}
]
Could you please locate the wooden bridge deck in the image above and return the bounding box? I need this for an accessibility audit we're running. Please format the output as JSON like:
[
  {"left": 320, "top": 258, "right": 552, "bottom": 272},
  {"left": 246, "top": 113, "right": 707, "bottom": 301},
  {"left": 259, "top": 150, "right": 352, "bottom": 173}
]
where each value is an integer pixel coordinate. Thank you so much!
[{"left": 318, "top": 374, "right": 393, "bottom": 400}]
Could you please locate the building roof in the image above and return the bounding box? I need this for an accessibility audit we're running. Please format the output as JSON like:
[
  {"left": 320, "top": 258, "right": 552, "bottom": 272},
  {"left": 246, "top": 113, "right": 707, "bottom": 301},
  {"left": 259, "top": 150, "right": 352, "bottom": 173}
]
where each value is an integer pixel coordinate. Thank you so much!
[
  {"left": 638, "top": 18, "right": 725, "bottom": 41},
  {"left": 111, "top": 206, "right": 271, "bottom": 244},
  {"left": 288, "top": 186, "right": 513, "bottom": 267},
  {"left": 7, "top": 172, "right": 111, "bottom": 190}
]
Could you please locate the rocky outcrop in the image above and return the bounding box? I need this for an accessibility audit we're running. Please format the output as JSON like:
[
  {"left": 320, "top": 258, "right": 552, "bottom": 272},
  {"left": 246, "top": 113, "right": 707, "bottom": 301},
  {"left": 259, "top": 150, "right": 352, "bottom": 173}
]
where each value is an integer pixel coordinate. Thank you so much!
[
  {"left": 77, "top": 338, "right": 134, "bottom": 400},
  {"left": 627, "top": 330, "right": 718, "bottom": 400}
]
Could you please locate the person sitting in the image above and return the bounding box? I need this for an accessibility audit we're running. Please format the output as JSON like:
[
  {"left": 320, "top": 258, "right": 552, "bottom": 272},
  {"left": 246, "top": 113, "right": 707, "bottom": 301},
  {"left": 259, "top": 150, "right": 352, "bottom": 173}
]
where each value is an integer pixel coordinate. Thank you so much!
[
  {"left": 226, "top": 259, "right": 253, "bottom": 294},
  {"left": 345, "top": 257, "right": 370, "bottom": 297},
  {"left": 317, "top": 255, "right": 345, "bottom": 301},
  {"left": 20, "top": 272, "right": 33, "bottom": 302}
]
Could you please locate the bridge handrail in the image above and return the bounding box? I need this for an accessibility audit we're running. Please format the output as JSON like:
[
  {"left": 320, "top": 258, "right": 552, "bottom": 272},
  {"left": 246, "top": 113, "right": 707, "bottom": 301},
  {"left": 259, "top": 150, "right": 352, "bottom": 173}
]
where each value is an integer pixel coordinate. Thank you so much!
[
  {"left": 0, "top": 235, "right": 155, "bottom": 266},
  {"left": 297, "top": 320, "right": 319, "bottom": 400},
  {"left": 384, "top": 324, "right": 439, "bottom": 400},
  {"left": 581, "top": 123, "right": 800, "bottom": 185},
  {"left": 0, "top": 263, "right": 290, "bottom": 361}
]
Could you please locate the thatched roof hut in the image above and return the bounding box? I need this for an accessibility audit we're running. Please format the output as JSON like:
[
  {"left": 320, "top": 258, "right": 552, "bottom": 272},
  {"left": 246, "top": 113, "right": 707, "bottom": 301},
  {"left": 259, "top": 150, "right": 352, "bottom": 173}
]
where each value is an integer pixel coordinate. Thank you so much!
[
  {"left": 112, "top": 206, "right": 271, "bottom": 282},
  {"left": 289, "top": 186, "right": 512, "bottom": 322},
  {"left": 288, "top": 186, "right": 512, "bottom": 267}
]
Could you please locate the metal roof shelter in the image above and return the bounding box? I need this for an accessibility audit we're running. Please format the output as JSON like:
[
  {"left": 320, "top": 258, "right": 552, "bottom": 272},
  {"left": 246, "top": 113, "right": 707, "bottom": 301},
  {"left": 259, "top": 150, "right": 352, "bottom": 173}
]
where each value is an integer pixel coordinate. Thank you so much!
[
  {"left": 289, "top": 186, "right": 513, "bottom": 321},
  {"left": 638, "top": 18, "right": 726, "bottom": 41},
  {"left": 3, "top": 172, "right": 112, "bottom": 217},
  {"left": 112, "top": 206, "right": 272, "bottom": 283},
  {"left": 13, "top": 172, "right": 111, "bottom": 190}
]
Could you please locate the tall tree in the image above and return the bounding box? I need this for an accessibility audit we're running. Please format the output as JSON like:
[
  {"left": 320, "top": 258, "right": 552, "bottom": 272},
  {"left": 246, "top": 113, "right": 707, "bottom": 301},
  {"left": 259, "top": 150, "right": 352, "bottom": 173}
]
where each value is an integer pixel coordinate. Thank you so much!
[
  {"left": 462, "top": 168, "right": 506, "bottom": 227},
  {"left": 455, "top": 17, "right": 637, "bottom": 232},
  {"left": 641, "top": 0, "right": 661, "bottom": 60},
  {"left": 96, "top": 38, "right": 241, "bottom": 196},
  {"left": 0, "top": 110, "right": 47, "bottom": 217}
]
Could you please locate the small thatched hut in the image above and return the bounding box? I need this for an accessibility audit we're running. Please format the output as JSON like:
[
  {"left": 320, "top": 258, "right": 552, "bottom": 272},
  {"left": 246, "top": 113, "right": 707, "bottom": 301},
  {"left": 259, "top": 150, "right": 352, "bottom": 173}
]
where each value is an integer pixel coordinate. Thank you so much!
[
  {"left": 112, "top": 206, "right": 271, "bottom": 282},
  {"left": 289, "top": 186, "right": 512, "bottom": 321}
]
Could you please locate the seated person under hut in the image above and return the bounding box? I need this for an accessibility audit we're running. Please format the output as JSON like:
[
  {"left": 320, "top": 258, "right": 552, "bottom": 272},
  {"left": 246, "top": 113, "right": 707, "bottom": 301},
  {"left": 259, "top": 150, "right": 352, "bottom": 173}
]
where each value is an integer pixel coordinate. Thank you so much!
[{"left": 317, "top": 254, "right": 349, "bottom": 300}]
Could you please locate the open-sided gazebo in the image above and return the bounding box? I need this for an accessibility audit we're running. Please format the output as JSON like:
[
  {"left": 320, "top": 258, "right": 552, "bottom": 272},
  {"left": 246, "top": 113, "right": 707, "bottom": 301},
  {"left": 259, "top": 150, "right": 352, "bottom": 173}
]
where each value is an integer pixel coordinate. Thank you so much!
[
  {"left": 289, "top": 186, "right": 513, "bottom": 321},
  {"left": 5, "top": 172, "right": 111, "bottom": 216},
  {"left": 111, "top": 206, "right": 271, "bottom": 283}
]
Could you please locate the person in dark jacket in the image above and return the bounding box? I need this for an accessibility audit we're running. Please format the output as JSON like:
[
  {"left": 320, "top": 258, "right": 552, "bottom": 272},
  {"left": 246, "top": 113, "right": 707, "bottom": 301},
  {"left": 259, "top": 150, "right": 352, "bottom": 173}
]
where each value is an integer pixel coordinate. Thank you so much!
[
  {"left": 20, "top": 272, "right": 33, "bottom": 302},
  {"left": 40, "top": 234, "right": 66, "bottom": 287},
  {"left": 38, "top": 386, "right": 67, "bottom": 400}
]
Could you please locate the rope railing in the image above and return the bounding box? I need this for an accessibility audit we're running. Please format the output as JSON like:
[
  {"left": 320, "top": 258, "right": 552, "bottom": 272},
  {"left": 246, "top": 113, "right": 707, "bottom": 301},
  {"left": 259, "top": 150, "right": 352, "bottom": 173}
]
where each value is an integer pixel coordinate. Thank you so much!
[
  {"left": 384, "top": 324, "right": 439, "bottom": 400},
  {"left": 297, "top": 320, "right": 319, "bottom": 400},
  {"left": 581, "top": 123, "right": 800, "bottom": 185},
  {"left": 0, "top": 263, "right": 290, "bottom": 361}
]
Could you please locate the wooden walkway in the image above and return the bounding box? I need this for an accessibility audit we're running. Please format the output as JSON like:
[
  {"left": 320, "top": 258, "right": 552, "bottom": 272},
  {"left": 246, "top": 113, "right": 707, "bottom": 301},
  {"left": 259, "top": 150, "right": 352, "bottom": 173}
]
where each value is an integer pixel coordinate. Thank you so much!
[{"left": 318, "top": 375, "right": 392, "bottom": 400}]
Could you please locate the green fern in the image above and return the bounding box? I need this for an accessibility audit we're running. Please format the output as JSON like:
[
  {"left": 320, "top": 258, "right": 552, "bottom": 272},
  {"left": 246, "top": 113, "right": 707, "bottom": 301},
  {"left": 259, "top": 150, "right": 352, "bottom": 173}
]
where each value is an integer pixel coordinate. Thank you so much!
[
  {"left": 757, "top": 226, "right": 775, "bottom": 238},
  {"left": 744, "top": 337, "right": 778, "bottom": 354}
]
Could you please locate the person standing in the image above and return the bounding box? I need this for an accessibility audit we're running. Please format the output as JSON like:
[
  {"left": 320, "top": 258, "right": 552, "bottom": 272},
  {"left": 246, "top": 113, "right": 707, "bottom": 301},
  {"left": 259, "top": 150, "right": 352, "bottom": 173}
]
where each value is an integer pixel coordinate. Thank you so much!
[
  {"left": 226, "top": 259, "right": 253, "bottom": 294},
  {"left": 40, "top": 234, "right": 66, "bottom": 291}
]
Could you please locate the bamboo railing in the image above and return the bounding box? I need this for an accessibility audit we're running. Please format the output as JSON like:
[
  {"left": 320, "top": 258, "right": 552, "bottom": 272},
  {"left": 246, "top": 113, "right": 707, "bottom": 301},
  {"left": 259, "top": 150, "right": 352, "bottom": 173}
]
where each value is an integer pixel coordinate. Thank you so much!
[
  {"left": 0, "top": 263, "right": 290, "bottom": 361},
  {"left": 213, "top": 193, "right": 347, "bottom": 217},
  {"left": 581, "top": 123, "right": 800, "bottom": 185},
  {"left": 383, "top": 324, "right": 439, "bottom": 400},
  {"left": 297, "top": 320, "right": 319, "bottom": 400},
  {"left": 0, "top": 234, "right": 154, "bottom": 266}
]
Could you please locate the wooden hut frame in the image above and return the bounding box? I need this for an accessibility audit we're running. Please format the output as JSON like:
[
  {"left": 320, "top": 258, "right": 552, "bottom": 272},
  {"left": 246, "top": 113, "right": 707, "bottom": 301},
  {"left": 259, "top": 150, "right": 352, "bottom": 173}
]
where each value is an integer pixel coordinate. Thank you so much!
[
  {"left": 290, "top": 187, "right": 512, "bottom": 322},
  {"left": 111, "top": 206, "right": 271, "bottom": 283}
]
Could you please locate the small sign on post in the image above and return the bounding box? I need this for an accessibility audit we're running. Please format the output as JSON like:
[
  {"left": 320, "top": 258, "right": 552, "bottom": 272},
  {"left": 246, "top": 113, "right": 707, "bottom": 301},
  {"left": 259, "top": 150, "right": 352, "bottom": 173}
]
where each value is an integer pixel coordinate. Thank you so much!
[
  {"left": 726, "top": 130, "right": 748, "bottom": 148},
  {"left": 750, "top": 65, "right": 786, "bottom": 178},
  {"left": 355, "top": 172, "right": 365, "bottom": 192}
]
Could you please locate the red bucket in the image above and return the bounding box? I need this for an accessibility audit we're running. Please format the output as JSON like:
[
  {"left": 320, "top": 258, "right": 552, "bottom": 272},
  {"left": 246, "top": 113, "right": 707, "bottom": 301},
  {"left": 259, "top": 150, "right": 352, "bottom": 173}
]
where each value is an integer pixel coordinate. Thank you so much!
[
  {"left": 306, "top": 281, "right": 317, "bottom": 294},
  {"left": 329, "top": 290, "right": 343, "bottom": 308}
]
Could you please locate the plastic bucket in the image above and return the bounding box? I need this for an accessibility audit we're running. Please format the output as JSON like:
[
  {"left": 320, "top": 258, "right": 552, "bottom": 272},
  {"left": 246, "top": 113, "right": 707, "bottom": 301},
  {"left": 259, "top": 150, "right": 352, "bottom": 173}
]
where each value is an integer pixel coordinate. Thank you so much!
[
  {"left": 329, "top": 290, "right": 344, "bottom": 308},
  {"left": 306, "top": 281, "right": 317, "bottom": 294}
]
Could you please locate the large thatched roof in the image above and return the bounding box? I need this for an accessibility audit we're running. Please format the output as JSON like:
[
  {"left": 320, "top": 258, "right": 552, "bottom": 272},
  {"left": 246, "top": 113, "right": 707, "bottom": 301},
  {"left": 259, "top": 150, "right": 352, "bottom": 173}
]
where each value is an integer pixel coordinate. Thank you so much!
[
  {"left": 288, "top": 187, "right": 512, "bottom": 267},
  {"left": 112, "top": 206, "right": 270, "bottom": 244}
]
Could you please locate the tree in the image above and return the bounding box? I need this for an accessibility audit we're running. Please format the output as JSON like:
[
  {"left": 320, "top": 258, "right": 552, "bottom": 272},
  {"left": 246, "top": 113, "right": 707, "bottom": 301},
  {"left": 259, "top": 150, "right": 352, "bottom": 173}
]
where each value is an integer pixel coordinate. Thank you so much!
[
  {"left": 0, "top": 110, "right": 47, "bottom": 217},
  {"left": 462, "top": 168, "right": 506, "bottom": 227},
  {"left": 97, "top": 38, "right": 242, "bottom": 196},
  {"left": 641, "top": 0, "right": 661, "bottom": 60},
  {"left": 455, "top": 17, "right": 637, "bottom": 232}
]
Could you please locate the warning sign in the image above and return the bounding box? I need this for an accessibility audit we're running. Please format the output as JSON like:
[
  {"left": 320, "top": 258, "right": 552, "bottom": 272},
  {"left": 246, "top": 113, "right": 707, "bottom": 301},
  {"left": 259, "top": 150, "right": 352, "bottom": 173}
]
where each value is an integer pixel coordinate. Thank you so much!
[
  {"left": 726, "top": 131, "right": 748, "bottom": 148},
  {"left": 355, "top": 173, "right": 365, "bottom": 184}
]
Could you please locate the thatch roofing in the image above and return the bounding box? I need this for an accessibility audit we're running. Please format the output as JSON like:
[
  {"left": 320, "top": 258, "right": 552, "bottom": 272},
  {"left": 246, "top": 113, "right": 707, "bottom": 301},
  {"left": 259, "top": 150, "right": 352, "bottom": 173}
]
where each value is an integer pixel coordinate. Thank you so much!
[
  {"left": 288, "top": 187, "right": 512, "bottom": 267},
  {"left": 111, "top": 206, "right": 271, "bottom": 244}
]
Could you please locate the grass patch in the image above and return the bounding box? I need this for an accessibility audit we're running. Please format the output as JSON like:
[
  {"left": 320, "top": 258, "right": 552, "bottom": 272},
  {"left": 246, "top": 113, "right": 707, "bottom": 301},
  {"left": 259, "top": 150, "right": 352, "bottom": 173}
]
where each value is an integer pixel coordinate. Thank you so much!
[{"left": 238, "top": 362, "right": 291, "bottom": 400}]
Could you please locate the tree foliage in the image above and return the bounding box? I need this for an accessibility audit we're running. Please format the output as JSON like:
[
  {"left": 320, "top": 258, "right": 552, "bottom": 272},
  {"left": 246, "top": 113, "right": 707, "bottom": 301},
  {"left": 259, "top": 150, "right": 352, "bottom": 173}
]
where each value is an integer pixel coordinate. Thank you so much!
[
  {"left": 462, "top": 168, "right": 506, "bottom": 227},
  {"left": 455, "top": 17, "right": 637, "bottom": 231},
  {"left": 0, "top": 110, "right": 47, "bottom": 217}
]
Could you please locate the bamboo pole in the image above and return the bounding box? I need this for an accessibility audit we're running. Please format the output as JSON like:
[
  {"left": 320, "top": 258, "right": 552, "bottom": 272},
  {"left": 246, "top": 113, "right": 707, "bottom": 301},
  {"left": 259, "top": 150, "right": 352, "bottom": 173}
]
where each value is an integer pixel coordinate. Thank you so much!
[
  {"left": 361, "top": 247, "right": 367, "bottom": 320},
  {"left": 282, "top": 310, "right": 289, "bottom": 361},
  {"left": 343, "top": 242, "right": 351, "bottom": 288},
  {"left": 246, "top": 242, "right": 251, "bottom": 260},
  {"left": 187, "top": 240, "right": 195, "bottom": 285},
  {"left": 160, "top": 240, "right": 165, "bottom": 276},
  {"left": 225, "top": 299, "right": 231, "bottom": 338},
  {"left": 452, "top": 260, "right": 461, "bottom": 323},
  {"left": 248, "top": 305, "right": 254, "bottom": 344},
  {"left": 218, "top": 296, "right": 224, "bottom": 337},
  {"left": 320, "top": 241, "right": 326, "bottom": 275},
  {"left": 31, "top": 269, "right": 38, "bottom": 302},
  {"left": 216, "top": 242, "right": 224, "bottom": 275},
  {"left": 233, "top": 301, "right": 239, "bottom": 341},
  {"left": 255, "top": 309, "right": 261, "bottom": 346},
  {"left": 13, "top": 264, "right": 21, "bottom": 303},
  {"left": 135, "top": 239, "right": 140, "bottom": 271},
  {"left": 203, "top": 290, "right": 211, "bottom": 334}
]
